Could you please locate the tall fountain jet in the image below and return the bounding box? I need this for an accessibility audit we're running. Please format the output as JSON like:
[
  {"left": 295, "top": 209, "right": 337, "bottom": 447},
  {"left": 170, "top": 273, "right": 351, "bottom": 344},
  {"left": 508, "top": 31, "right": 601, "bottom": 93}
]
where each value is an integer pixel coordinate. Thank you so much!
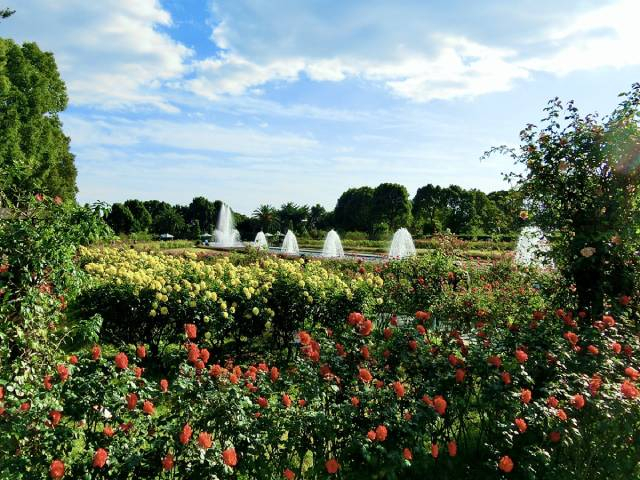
[
  {"left": 214, "top": 203, "right": 242, "bottom": 247},
  {"left": 388, "top": 228, "right": 416, "bottom": 258},
  {"left": 280, "top": 230, "right": 299, "bottom": 255},
  {"left": 322, "top": 229, "right": 344, "bottom": 258},
  {"left": 254, "top": 231, "right": 268, "bottom": 250}
]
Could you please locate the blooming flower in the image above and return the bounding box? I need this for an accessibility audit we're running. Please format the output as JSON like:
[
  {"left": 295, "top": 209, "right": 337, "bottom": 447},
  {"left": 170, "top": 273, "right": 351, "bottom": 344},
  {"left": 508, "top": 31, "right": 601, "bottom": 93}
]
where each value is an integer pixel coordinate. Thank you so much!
[
  {"left": 520, "top": 388, "right": 532, "bottom": 404},
  {"left": 160, "top": 379, "right": 169, "bottom": 393},
  {"left": 403, "top": 448, "right": 413, "bottom": 461},
  {"left": 223, "top": 448, "right": 238, "bottom": 467},
  {"left": 179, "top": 424, "right": 192, "bottom": 445},
  {"left": 393, "top": 381, "right": 405, "bottom": 398},
  {"left": 92, "top": 345, "right": 101, "bottom": 360},
  {"left": 49, "top": 460, "right": 64, "bottom": 479},
  {"left": 375, "top": 425, "right": 388, "bottom": 441},
  {"left": 184, "top": 323, "right": 197, "bottom": 339},
  {"left": 431, "top": 443, "right": 439, "bottom": 458},
  {"left": 325, "top": 458, "right": 339, "bottom": 474},
  {"left": 448, "top": 440, "right": 457, "bottom": 457},
  {"left": 283, "top": 468, "right": 295, "bottom": 479},
  {"left": 358, "top": 368, "right": 373, "bottom": 383},
  {"left": 499, "top": 455, "right": 514, "bottom": 473},
  {"left": 162, "top": 454, "right": 174, "bottom": 471},
  {"left": 580, "top": 247, "right": 596, "bottom": 258},
  {"left": 93, "top": 448, "right": 108, "bottom": 468},
  {"left": 198, "top": 432, "right": 212, "bottom": 449},
  {"left": 126, "top": 393, "right": 138, "bottom": 410},
  {"left": 114, "top": 352, "right": 128, "bottom": 370},
  {"left": 515, "top": 418, "right": 527, "bottom": 433},
  {"left": 433, "top": 395, "right": 447, "bottom": 415},
  {"left": 515, "top": 349, "right": 528, "bottom": 363},
  {"left": 143, "top": 400, "right": 155, "bottom": 415},
  {"left": 571, "top": 394, "right": 585, "bottom": 409}
]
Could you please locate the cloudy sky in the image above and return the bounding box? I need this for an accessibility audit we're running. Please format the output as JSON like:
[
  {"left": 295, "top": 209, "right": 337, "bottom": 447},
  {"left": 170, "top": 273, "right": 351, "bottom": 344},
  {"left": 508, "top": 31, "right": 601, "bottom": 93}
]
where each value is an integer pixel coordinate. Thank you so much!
[{"left": 2, "top": 0, "right": 639, "bottom": 214}]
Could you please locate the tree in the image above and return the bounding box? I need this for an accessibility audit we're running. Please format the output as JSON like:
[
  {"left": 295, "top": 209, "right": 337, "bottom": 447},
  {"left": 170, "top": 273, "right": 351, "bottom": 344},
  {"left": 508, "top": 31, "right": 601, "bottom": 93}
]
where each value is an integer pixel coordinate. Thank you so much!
[
  {"left": 123, "top": 199, "right": 152, "bottom": 232},
  {"left": 308, "top": 204, "right": 329, "bottom": 230},
  {"left": 252, "top": 204, "right": 279, "bottom": 233},
  {"left": 278, "top": 203, "right": 308, "bottom": 233},
  {"left": 413, "top": 184, "right": 446, "bottom": 234},
  {"left": 152, "top": 208, "right": 187, "bottom": 238},
  {"left": 371, "top": 183, "right": 412, "bottom": 231},
  {"left": 105, "top": 203, "right": 136, "bottom": 234},
  {"left": 488, "top": 84, "right": 640, "bottom": 317},
  {"left": 487, "top": 189, "right": 523, "bottom": 234},
  {"left": 334, "top": 187, "right": 374, "bottom": 232},
  {"left": 441, "top": 185, "right": 475, "bottom": 234},
  {"left": 186, "top": 197, "right": 218, "bottom": 233},
  {"left": 0, "top": 39, "right": 77, "bottom": 201}
]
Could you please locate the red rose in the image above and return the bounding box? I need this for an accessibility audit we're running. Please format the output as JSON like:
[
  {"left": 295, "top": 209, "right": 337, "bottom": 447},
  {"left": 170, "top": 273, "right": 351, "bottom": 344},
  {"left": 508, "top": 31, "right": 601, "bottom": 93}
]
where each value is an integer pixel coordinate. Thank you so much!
[
  {"left": 448, "top": 440, "right": 457, "bottom": 457},
  {"left": 612, "top": 342, "right": 622, "bottom": 354},
  {"left": 298, "top": 331, "right": 311, "bottom": 345},
  {"left": 455, "top": 369, "right": 466, "bottom": 383},
  {"left": 375, "top": 425, "right": 388, "bottom": 441},
  {"left": 501, "top": 372, "right": 512, "bottom": 385},
  {"left": 160, "top": 379, "right": 169, "bottom": 393},
  {"left": 179, "top": 424, "right": 192, "bottom": 445},
  {"left": 49, "top": 459, "right": 65, "bottom": 479},
  {"left": 49, "top": 410, "right": 62, "bottom": 427},
  {"left": 92, "top": 345, "right": 101, "bottom": 360},
  {"left": 557, "top": 409, "right": 568, "bottom": 421},
  {"left": 563, "top": 332, "right": 578, "bottom": 346},
  {"left": 549, "top": 431, "right": 561, "bottom": 443},
  {"left": 126, "top": 393, "right": 138, "bottom": 410},
  {"left": 403, "top": 448, "right": 412, "bottom": 460},
  {"left": 184, "top": 323, "right": 197, "bottom": 339},
  {"left": 198, "top": 432, "right": 212, "bottom": 449},
  {"left": 136, "top": 345, "right": 146, "bottom": 359},
  {"left": 348, "top": 312, "right": 364, "bottom": 325},
  {"left": 93, "top": 448, "right": 108, "bottom": 468},
  {"left": 282, "top": 394, "right": 292, "bottom": 408},
  {"left": 143, "top": 400, "right": 155, "bottom": 415},
  {"left": 222, "top": 447, "right": 238, "bottom": 467},
  {"left": 69, "top": 355, "right": 79, "bottom": 365},
  {"left": 162, "top": 454, "right": 174, "bottom": 471},
  {"left": 44, "top": 375, "right": 53, "bottom": 391},
  {"left": 408, "top": 340, "right": 418, "bottom": 351},
  {"left": 358, "top": 368, "right": 373, "bottom": 383},
  {"left": 393, "top": 381, "right": 405, "bottom": 398},
  {"left": 35, "top": 193, "right": 45, "bottom": 202},
  {"left": 103, "top": 425, "right": 115, "bottom": 437},
  {"left": 433, "top": 395, "right": 447, "bottom": 416},
  {"left": 351, "top": 396, "right": 360, "bottom": 407},
  {"left": 20, "top": 401, "right": 30, "bottom": 411},
  {"left": 134, "top": 367, "right": 143, "bottom": 378},
  {"left": 547, "top": 396, "right": 559, "bottom": 408},
  {"left": 515, "top": 349, "right": 528, "bottom": 363},
  {"left": 270, "top": 366, "right": 280, "bottom": 382},
  {"left": 520, "top": 388, "right": 532, "bottom": 404},
  {"left": 488, "top": 355, "right": 502, "bottom": 368},
  {"left": 283, "top": 468, "right": 295, "bottom": 479},
  {"left": 571, "top": 394, "right": 585, "bottom": 409},
  {"left": 199, "top": 348, "right": 210, "bottom": 364},
  {"left": 587, "top": 345, "right": 599, "bottom": 355},
  {"left": 515, "top": 418, "right": 527, "bottom": 433},
  {"left": 625, "top": 367, "right": 639, "bottom": 381},
  {"left": 360, "top": 345, "right": 370, "bottom": 359},
  {"left": 621, "top": 380, "right": 639, "bottom": 399},
  {"left": 359, "top": 319, "right": 373, "bottom": 336},
  {"left": 499, "top": 455, "right": 514, "bottom": 473},
  {"left": 114, "top": 352, "right": 129, "bottom": 370},
  {"left": 431, "top": 443, "right": 439, "bottom": 458},
  {"left": 325, "top": 458, "right": 339, "bottom": 474}
]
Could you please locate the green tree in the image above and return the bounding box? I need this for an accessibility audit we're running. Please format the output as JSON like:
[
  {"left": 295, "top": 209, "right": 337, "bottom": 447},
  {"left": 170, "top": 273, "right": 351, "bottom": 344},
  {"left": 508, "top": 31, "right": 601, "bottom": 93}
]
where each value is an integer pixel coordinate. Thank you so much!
[
  {"left": 0, "top": 39, "right": 77, "bottom": 200},
  {"left": 123, "top": 199, "right": 152, "bottom": 232},
  {"left": 105, "top": 203, "right": 136, "bottom": 234},
  {"left": 308, "top": 204, "right": 329, "bottom": 230},
  {"left": 252, "top": 204, "right": 280, "bottom": 233},
  {"left": 489, "top": 84, "right": 640, "bottom": 317},
  {"left": 371, "top": 183, "right": 412, "bottom": 231},
  {"left": 152, "top": 207, "right": 187, "bottom": 238},
  {"left": 278, "top": 202, "right": 308, "bottom": 233},
  {"left": 186, "top": 196, "right": 218, "bottom": 233},
  {"left": 413, "top": 184, "right": 446, "bottom": 234},
  {"left": 334, "top": 186, "right": 374, "bottom": 232}
]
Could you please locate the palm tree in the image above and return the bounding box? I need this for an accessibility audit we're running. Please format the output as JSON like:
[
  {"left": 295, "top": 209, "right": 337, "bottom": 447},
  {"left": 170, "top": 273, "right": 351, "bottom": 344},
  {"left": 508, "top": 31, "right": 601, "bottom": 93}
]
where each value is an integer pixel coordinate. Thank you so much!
[{"left": 252, "top": 204, "right": 279, "bottom": 233}]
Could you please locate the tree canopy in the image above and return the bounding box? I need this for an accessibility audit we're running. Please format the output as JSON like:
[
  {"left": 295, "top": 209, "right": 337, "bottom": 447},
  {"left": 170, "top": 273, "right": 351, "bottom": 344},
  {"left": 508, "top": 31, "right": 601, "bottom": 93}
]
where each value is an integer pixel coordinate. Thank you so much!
[{"left": 0, "top": 39, "right": 77, "bottom": 201}]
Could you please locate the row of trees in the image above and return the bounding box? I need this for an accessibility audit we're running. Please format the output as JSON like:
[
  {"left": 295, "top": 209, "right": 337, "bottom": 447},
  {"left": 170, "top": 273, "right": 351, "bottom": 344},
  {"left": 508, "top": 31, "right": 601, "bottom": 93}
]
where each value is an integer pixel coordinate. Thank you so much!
[{"left": 106, "top": 183, "right": 522, "bottom": 240}]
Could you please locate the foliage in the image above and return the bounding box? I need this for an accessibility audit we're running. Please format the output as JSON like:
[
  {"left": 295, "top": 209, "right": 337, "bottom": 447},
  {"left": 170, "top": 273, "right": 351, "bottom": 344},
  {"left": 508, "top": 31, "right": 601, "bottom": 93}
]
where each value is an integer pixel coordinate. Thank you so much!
[
  {"left": 488, "top": 84, "right": 640, "bottom": 317},
  {"left": 0, "top": 38, "right": 77, "bottom": 201}
]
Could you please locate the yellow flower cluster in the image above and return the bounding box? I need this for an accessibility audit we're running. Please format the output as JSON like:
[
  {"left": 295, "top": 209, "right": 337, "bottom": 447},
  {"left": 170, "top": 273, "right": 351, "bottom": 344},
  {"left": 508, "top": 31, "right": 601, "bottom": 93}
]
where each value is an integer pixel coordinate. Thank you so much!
[{"left": 79, "top": 247, "right": 384, "bottom": 326}]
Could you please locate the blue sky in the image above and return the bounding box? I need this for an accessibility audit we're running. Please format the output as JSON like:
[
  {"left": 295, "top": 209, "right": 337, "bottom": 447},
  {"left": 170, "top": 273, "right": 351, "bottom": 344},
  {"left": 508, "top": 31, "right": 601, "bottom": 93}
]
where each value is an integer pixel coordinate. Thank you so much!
[{"left": 2, "top": 0, "right": 639, "bottom": 214}]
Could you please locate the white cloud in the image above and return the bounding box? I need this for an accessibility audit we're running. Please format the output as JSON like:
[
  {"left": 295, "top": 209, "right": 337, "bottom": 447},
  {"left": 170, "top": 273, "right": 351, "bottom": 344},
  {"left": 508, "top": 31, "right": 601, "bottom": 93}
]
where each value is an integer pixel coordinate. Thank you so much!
[
  {"left": 64, "top": 115, "right": 318, "bottom": 157},
  {"left": 184, "top": 0, "right": 638, "bottom": 103},
  {"left": 522, "top": 0, "right": 640, "bottom": 75},
  {"left": 3, "top": 0, "right": 192, "bottom": 110}
]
